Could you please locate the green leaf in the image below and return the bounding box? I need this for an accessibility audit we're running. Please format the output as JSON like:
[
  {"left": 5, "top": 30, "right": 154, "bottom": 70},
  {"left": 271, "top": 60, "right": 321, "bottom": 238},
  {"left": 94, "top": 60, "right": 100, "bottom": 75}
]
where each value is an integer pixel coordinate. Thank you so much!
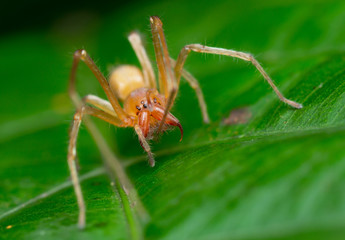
[{"left": 1, "top": 0, "right": 345, "bottom": 239}]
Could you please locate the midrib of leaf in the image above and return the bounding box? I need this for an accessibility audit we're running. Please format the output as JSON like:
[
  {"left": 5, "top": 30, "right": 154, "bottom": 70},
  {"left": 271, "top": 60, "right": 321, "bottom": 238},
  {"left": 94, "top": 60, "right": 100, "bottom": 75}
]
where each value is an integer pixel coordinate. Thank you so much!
[
  {"left": 125, "top": 124, "right": 345, "bottom": 172},
  {"left": 2, "top": 106, "right": 344, "bottom": 169}
]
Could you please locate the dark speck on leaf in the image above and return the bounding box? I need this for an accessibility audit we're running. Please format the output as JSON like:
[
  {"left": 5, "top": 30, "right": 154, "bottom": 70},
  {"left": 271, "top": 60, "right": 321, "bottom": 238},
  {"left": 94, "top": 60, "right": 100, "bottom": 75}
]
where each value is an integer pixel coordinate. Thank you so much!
[{"left": 94, "top": 222, "right": 108, "bottom": 228}]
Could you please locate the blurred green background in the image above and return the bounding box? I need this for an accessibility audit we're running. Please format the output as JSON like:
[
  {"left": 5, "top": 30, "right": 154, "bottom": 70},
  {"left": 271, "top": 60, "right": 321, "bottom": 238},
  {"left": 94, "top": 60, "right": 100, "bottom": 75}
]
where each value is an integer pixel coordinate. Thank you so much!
[{"left": 1, "top": 0, "right": 345, "bottom": 239}]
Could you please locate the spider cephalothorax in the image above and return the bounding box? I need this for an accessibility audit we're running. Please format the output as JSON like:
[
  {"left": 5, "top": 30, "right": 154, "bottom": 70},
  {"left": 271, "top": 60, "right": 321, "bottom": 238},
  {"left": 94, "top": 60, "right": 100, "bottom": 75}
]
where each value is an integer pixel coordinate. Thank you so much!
[
  {"left": 123, "top": 87, "right": 183, "bottom": 141},
  {"left": 67, "top": 16, "right": 302, "bottom": 228}
]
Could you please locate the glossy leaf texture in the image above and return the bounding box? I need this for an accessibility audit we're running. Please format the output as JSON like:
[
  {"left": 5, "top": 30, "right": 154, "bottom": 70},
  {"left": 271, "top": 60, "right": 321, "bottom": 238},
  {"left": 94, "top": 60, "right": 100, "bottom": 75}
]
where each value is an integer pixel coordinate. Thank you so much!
[{"left": 1, "top": 0, "right": 345, "bottom": 239}]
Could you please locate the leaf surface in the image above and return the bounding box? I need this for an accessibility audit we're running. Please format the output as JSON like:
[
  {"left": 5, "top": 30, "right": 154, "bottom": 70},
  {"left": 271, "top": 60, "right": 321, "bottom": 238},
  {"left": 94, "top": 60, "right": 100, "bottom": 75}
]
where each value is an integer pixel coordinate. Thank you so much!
[{"left": 1, "top": 0, "right": 345, "bottom": 239}]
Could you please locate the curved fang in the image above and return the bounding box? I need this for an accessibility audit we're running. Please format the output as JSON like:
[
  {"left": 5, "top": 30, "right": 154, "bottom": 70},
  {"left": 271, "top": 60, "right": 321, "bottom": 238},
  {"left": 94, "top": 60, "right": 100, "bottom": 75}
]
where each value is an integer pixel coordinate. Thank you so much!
[
  {"left": 175, "top": 122, "right": 183, "bottom": 142},
  {"left": 151, "top": 105, "right": 183, "bottom": 141}
]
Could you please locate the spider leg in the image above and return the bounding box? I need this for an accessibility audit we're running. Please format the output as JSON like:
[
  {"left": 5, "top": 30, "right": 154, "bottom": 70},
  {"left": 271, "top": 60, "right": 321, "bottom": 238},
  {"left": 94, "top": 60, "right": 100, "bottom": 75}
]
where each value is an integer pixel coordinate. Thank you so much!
[
  {"left": 134, "top": 125, "right": 155, "bottom": 167},
  {"left": 69, "top": 49, "right": 133, "bottom": 124},
  {"left": 170, "top": 57, "right": 210, "bottom": 123},
  {"left": 68, "top": 51, "right": 149, "bottom": 230},
  {"left": 68, "top": 105, "right": 125, "bottom": 229},
  {"left": 150, "top": 16, "right": 178, "bottom": 133},
  {"left": 68, "top": 110, "right": 84, "bottom": 229},
  {"left": 128, "top": 31, "right": 157, "bottom": 88},
  {"left": 82, "top": 94, "right": 117, "bottom": 117},
  {"left": 174, "top": 44, "right": 303, "bottom": 109}
]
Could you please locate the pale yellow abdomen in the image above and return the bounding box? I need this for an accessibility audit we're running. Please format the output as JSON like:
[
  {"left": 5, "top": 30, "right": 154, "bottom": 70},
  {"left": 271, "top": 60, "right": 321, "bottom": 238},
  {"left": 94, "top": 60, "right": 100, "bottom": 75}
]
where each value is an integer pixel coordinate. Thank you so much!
[{"left": 109, "top": 65, "right": 146, "bottom": 101}]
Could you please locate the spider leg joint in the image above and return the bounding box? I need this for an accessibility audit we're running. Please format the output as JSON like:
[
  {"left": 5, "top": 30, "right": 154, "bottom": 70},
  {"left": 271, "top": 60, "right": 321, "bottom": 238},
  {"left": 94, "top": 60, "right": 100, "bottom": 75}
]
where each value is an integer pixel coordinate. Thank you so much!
[{"left": 74, "top": 49, "right": 88, "bottom": 61}]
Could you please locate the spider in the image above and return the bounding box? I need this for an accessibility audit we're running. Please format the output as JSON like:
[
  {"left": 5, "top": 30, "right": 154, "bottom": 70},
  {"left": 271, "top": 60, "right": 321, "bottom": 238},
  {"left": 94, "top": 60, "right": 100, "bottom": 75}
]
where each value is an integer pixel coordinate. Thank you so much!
[{"left": 67, "top": 16, "right": 302, "bottom": 228}]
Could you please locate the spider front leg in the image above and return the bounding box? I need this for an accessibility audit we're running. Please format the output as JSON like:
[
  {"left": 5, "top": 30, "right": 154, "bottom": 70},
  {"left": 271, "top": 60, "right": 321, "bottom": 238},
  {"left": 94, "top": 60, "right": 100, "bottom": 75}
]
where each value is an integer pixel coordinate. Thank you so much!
[
  {"left": 150, "top": 16, "right": 210, "bottom": 124},
  {"left": 68, "top": 49, "right": 137, "bottom": 228},
  {"left": 68, "top": 105, "right": 127, "bottom": 229},
  {"left": 150, "top": 16, "right": 179, "bottom": 133},
  {"left": 69, "top": 49, "right": 133, "bottom": 123},
  {"left": 68, "top": 110, "right": 85, "bottom": 229},
  {"left": 174, "top": 44, "right": 303, "bottom": 109}
]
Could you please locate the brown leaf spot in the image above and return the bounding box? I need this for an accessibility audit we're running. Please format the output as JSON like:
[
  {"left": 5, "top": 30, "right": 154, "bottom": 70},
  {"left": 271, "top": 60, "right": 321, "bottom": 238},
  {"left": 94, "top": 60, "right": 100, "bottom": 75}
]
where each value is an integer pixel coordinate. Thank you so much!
[{"left": 223, "top": 107, "right": 252, "bottom": 125}]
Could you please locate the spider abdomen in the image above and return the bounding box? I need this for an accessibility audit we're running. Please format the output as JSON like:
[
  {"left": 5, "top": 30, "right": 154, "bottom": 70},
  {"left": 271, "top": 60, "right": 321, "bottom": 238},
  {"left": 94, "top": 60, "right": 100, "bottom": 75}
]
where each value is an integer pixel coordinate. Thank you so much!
[{"left": 109, "top": 65, "right": 146, "bottom": 101}]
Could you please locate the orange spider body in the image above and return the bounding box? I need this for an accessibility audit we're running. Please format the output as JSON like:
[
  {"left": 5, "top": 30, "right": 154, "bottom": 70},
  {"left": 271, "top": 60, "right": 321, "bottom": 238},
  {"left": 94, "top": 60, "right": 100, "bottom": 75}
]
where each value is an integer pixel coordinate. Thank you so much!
[
  {"left": 123, "top": 87, "right": 183, "bottom": 140},
  {"left": 109, "top": 64, "right": 183, "bottom": 141}
]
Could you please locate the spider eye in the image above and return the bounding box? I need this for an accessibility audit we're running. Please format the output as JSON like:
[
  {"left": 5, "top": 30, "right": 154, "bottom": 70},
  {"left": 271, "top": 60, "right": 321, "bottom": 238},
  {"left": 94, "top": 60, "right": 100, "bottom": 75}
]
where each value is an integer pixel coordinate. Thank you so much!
[
  {"left": 141, "top": 100, "right": 144, "bottom": 104},
  {"left": 136, "top": 106, "right": 141, "bottom": 110},
  {"left": 153, "top": 98, "right": 157, "bottom": 103},
  {"left": 143, "top": 104, "right": 148, "bottom": 108}
]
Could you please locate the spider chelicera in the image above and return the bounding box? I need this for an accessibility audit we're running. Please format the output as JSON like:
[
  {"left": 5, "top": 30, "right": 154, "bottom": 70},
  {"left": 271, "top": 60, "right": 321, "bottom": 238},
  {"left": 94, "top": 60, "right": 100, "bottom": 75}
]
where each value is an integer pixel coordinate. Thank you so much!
[{"left": 67, "top": 16, "right": 302, "bottom": 228}]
